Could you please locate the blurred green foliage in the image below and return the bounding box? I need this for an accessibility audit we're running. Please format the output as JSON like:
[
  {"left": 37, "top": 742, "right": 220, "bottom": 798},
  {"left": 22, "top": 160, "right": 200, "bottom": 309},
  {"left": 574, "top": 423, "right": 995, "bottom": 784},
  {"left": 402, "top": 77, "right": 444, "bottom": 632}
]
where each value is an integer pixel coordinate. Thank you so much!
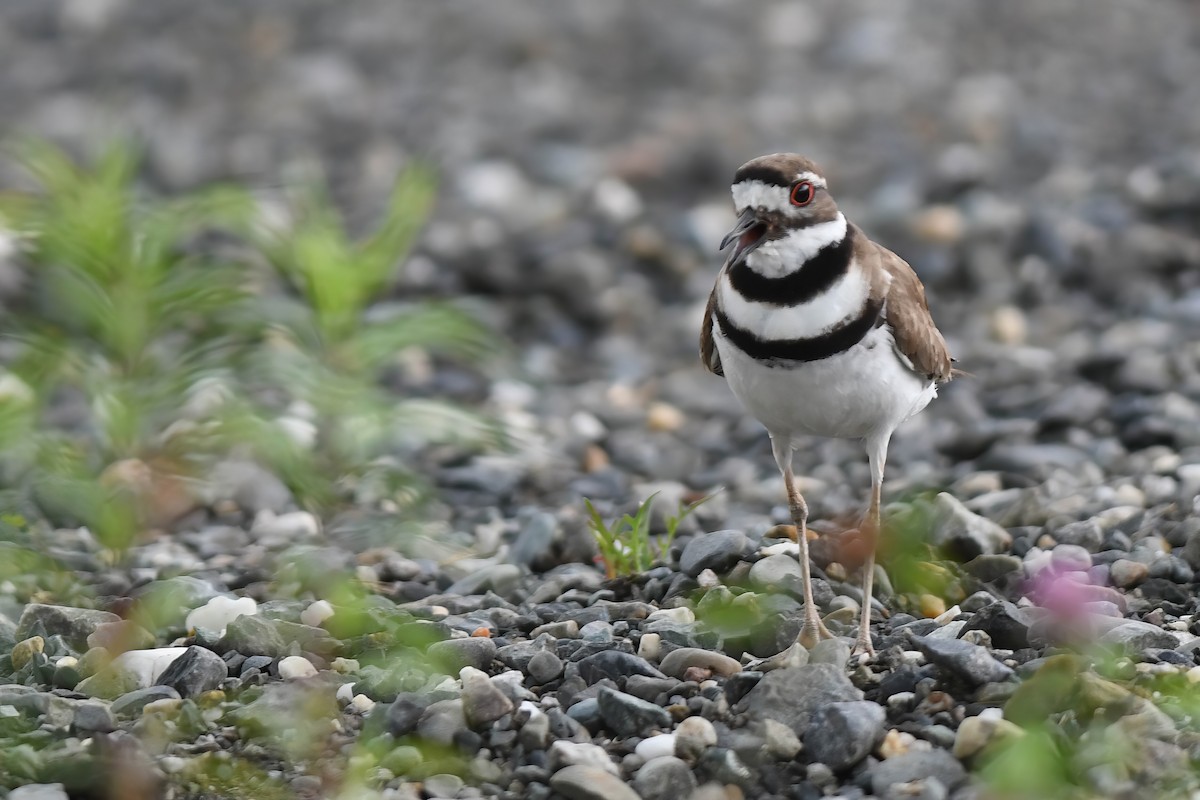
[{"left": 0, "top": 139, "right": 500, "bottom": 559}]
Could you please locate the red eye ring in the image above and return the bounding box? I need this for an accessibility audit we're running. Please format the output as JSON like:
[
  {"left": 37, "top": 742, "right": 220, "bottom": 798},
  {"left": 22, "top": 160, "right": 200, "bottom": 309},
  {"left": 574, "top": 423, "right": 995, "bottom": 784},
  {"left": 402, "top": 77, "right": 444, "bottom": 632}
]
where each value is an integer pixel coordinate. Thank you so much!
[{"left": 790, "top": 181, "right": 815, "bottom": 207}]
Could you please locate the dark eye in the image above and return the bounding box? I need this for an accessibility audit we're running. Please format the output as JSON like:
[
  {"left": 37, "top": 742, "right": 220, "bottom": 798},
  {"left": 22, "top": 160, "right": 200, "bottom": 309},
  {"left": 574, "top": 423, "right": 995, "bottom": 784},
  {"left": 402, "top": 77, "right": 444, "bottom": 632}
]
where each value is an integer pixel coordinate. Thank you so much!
[{"left": 790, "top": 181, "right": 815, "bottom": 207}]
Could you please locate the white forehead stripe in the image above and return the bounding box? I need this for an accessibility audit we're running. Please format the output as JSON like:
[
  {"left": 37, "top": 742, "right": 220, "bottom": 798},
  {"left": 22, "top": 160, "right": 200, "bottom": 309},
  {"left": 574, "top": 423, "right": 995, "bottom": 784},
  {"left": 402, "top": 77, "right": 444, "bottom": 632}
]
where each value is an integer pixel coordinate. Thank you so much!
[
  {"left": 744, "top": 213, "right": 848, "bottom": 277},
  {"left": 730, "top": 173, "right": 827, "bottom": 213}
]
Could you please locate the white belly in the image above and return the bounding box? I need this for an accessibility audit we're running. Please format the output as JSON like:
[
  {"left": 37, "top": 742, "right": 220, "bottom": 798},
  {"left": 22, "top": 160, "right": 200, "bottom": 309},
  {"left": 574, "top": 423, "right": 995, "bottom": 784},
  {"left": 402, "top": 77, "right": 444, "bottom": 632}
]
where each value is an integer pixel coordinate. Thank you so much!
[{"left": 714, "top": 323, "right": 937, "bottom": 445}]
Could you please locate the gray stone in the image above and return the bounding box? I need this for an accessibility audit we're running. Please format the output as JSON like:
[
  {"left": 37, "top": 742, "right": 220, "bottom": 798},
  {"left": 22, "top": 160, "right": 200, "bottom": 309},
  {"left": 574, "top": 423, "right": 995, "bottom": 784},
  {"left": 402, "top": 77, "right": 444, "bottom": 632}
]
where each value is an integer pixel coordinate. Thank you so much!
[
  {"left": 1098, "top": 621, "right": 1178, "bottom": 651},
  {"left": 424, "top": 773, "right": 464, "bottom": 798},
  {"left": 72, "top": 701, "right": 116, "bottom": 733},
  {"left": 444, "top": 563, "right": 522, "bottom": 598},
  {"left": 548, "top": 740, "right": 620, "bottom": 775},
  {"left": 597, "top": 686, "right": 671, "bottom": 735},
  {"left": 1053, "top": 519, "right": 1104, "bottom": 551},
  {"left": 417, "top": 699, "right": 468, "bottom": 746},
  {"left": 735, "top": 664, "right": 862, "bottom": 736},
  {"left": 9, "top": 785, "right": 69, "bottom": 800},
  {"left": 958, "top": 601, "right": 1034, "bottom": 650},
  {"left": 527, "top": 650, "right": 563, "bottom": 683},
  {"left": 808, "top": 638, "right": 852, "bottom": 668},
  {"left": 386, "top": 692, "right": 430, "bottom": 736},
  {"left": 15, "top": 604, "right": 121, "bottom": 651},
  {"left": 871, "top": 750, "right": 966, "bottom": 795},
  {"left": 930, "top": 494, "right": 1011, "bottom": 558},
  {"left": 460, "top": 666, "right": 514, "bottom": 727},
  {"left": 221, "top": 615, "right": 289, "bottom": 658},
  {"left": 679, "top": 530, "right": 749, "bottom": 577},
  {"left": 577, "top": 650, "right": 666, "bottom": 684},
  {"left": 803, "top": 701, "right": 885, "bottom": 771},
  {"left": 155, "top": 645, "right": 227, "bottom": 698},
  {"left": 964, "top": 554, "right": 1023, "bottom": 583},
  {"left": 658, "top": 647, "right": 741, "bottom": 678},
  {"left": 635, "top": 756, "right": 696, "bottom": 800},
  {"left": 910, "top": 634, "right": 1014, "bottom": 685},
  {"left": 111, "top": 686, "right": 181, "bottom": 717},
  {"left": 428, "top": 637, "right": 496, "bottom": 673},
  {"left": 510, "top": 511, "right": 558, "bottom": 567},
  {"left": 550, "top": 765, "right": 641, "bottom": 800},
  {"left": 749, "top": 554, "right": 802, "bottom": 588}
]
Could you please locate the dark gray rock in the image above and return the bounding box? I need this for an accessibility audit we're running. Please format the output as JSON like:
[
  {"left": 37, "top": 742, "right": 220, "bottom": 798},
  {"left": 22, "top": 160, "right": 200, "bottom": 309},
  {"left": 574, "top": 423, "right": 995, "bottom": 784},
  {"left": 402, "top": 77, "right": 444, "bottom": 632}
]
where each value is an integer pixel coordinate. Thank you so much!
[
  {"left": 221, "top": 615, "right": 289, "bottom": 658},
  {"left": 635, "top": 756, "right": 696, "bottom": 800},
  {"left": 596, "top": 686, "right": 672, "bottom": 735},
  {"left": 871, "top": 750, "right": 966, "bottom": 795},
  {"left": 959, "top": 601, "right": 1034, "bottom": 650},
  {"left": 15, "top": 604, "right": 121, "bottom": 651},
  {"left": 417, "top": 698, "right": 468, "bottom": 746},
  {"left": 1098, "top": 621, "right": 1178, "bottom": 651},
  {"left": 427, "top": 637, "right": 496, "bottom": 673},
  {"left": 679, "top": 530, "right": 749, "bottom": 577},
  {"left": 910, "top": 634, "right": 1014, "bottom": 686},
  {"left": 510, "top": 511, "right": 558, "bottom": 567},
  {"left": 155, "top": 645, "right": 228, "bottom": 698},
  {"left": 111, "top": 686, "right": 181, "bottom": 717},
  {"left": 803, "top": 701, "right": 885, "bottom": 771},
  {"left": 527, "top": 650, "right": 564, "bottom": 683},
  {"left": 735, "top": 664, "right": 863, "bottom": 736},
  {"left": 72, "top": 701, "right": 116, "bottom": 733},
  {"left": 576, "top": 650, "right": 666, "bottom": 684},
  {"left": 385, "top": 692, "right": 430, "bottom": 737}
]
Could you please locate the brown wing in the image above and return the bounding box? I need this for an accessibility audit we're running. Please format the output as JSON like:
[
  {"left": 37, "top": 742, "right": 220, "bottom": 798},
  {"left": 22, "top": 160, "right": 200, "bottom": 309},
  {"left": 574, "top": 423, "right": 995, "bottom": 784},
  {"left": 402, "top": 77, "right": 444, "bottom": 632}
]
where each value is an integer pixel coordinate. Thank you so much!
[
  {"left": 699, "top": 282, "right": 724, "bottom": 376},
  {"left": 875, "top": 244, "right": 953, "bottom": 383}
]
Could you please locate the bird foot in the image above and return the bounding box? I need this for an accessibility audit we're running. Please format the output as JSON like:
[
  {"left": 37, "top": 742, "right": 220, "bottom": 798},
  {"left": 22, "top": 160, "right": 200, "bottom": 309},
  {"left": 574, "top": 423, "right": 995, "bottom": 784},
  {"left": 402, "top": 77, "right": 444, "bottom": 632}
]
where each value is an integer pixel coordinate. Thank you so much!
[
  {"left": 798, "top": 615, "right": 835, "bottom": 650},
  {"left": 850, "top": 634, "right": 876, "bottom": 659}
]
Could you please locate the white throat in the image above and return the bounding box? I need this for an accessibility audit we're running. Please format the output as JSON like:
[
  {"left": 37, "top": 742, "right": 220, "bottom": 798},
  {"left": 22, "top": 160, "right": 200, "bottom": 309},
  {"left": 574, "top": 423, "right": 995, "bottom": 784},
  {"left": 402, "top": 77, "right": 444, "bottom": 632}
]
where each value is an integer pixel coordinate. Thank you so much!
[{"left": 745, "top": 213, "right": 848, "bottom": 278}]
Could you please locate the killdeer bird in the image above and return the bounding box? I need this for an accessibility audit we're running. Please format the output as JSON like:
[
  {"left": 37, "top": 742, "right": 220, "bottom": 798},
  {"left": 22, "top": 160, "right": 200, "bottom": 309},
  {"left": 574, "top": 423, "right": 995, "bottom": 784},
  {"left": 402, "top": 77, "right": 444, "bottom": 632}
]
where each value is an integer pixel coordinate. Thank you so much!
[{"left": 700, "top": 154, "right": 953, "bottom": 655}]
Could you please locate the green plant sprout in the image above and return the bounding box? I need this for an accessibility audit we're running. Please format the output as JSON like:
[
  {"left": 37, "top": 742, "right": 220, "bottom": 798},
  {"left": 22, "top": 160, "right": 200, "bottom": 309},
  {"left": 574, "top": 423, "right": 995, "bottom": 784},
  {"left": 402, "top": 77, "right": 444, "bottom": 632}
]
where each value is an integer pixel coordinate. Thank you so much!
[{"left": 585, "top": 491, "right": 716, "bottom": 579}]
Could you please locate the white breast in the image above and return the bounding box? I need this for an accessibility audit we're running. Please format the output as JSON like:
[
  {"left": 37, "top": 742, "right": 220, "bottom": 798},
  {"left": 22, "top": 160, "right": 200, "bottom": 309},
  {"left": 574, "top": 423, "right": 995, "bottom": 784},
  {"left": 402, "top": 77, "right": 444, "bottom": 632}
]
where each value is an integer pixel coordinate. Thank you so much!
[
  {"left": 718, "top": 259, "right": 870, "bottom": 341},
  {"left": 713, "top": 323, "right": 937, "bottom": 447}
]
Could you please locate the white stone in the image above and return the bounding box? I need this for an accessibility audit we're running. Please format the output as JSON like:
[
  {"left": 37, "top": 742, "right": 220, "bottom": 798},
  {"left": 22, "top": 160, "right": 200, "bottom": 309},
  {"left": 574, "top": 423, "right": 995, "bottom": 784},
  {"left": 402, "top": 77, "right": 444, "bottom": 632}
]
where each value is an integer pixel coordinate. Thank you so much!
[
  {"left": 278, "top": 655, "right": 318, "bottom": 680},
  {"left": 276, "top": 416, "right": 318, "bottom": 449},
  {"left": 549, "top": 740, "right": 620, "bottom": 775},
  {"left": 112, "top": 647, "right": 189, "bottom": 688},
  {"left": 645, "top": 607, "right": 695, "bottom": 624},
  {"left": 337, "top": 682, "right": 356, "bottom": 703},
  {"left": 351, "top": 694, "right": 376, "bottom": 713},
  {"left": 635, "top": 734, "right": 677, "bottom": 762},
  {"left": 301, "top": 599, "right": 335, "bottom": 628},
  {"left": 186, "top": 595, "right": 258, "bottom": 636},
  {"left": 251, "top": 510, "right": 320, "bottom": 541},
  {"left": 638, "top": 633, "right": 662, "bottom": 662}
]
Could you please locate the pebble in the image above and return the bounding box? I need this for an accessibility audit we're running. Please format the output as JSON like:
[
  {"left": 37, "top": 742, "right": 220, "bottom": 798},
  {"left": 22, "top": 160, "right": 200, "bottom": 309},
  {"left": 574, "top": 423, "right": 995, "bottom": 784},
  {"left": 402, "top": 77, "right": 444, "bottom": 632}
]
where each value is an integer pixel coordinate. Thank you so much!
[
  {"left": 548, "top": 741, "right": 620, "bottom": 776},
  {"left": 736, "top": 664, "right": 862, "bottom": 736},
  {"left": 804, "top": 701, "right": 886, "bottom": 771},
  {"left": 550, "top": 765, "right": 642, "bottom": 800},
  {"left": 635, "top": 755, "right": 696, "bottom": 800},
  {"left": 634, "top": 733, "right": 677, "bottom": 761},
  {"left": 278, "top": 655, "right": 318, "bottom": 680},
  {"left": 15, "top": 604, "right": 121, "bottom": 650},
  {"left": 930, "top": 493, "right": 1012, "bottom": 557},
  {"left": 674, "top": 715, "right": 718, "bottom": 760},
  {"left": 300, "top": 600, "right": 334, "bottom": 628},
  {"left": 871, "top": 750, "right": 966, "bottom": 795},
  {"left": 186, "top": 595, "right": 258, "bottom": 636},
  {"left": 909, "top": 634, "right": 1014, "bottom": 686},
  {"left": 596, "top": 686, "right": 671, "bottom": 735},
  {"left": 679, "top": 530, "right": 749, "bottom": 577},
  {"left": 427, "top": 637, "right": 497, "bottom": 672},
  {"left": 527, "top": 650, "right": 564, "bottom": 683},
  {"left": 12, "top": 636, "right": 44, "bottom": 670},
  {"left": 156, "top": 646, "right": 228, "bottom": 697},
  {"left": 460, "top": 666, "right": 514, "bottom": 727},
  {"left": 658, "top": 647, "right": 741, "bottom": 679}
]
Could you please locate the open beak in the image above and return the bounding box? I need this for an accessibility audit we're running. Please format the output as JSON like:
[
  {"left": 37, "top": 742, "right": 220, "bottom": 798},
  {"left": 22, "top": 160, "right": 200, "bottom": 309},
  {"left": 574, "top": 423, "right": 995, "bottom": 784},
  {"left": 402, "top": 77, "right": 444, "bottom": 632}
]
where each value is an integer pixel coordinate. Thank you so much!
[{"left": 720, "top": 208, "right": 767, "bottom": 268}]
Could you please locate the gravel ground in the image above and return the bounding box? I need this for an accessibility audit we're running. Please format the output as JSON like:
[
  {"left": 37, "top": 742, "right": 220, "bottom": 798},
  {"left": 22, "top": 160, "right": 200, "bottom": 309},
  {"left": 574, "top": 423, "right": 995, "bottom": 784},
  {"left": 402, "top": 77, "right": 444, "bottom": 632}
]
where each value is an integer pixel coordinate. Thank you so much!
[{"left": 2, "top": 1, "right": 1200, "bottom": 799}]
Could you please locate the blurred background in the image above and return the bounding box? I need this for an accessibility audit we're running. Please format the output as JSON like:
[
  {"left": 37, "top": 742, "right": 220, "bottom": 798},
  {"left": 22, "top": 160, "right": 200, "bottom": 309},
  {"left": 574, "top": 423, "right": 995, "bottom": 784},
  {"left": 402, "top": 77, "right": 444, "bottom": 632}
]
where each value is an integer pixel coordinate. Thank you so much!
[
  {"left": 1, "top": 1, "right": 1200, "bottom": 795},
  {"left": 1, "top": 0, "right": 1199, "bottom": 596}
]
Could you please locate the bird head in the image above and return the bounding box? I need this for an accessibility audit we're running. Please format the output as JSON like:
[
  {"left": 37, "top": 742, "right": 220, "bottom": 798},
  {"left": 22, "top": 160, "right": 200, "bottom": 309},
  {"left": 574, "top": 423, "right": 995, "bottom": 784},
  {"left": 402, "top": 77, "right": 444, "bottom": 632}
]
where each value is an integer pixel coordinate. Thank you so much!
[{"left": 720, "top": 153, "right": 844, "bottom": 270}]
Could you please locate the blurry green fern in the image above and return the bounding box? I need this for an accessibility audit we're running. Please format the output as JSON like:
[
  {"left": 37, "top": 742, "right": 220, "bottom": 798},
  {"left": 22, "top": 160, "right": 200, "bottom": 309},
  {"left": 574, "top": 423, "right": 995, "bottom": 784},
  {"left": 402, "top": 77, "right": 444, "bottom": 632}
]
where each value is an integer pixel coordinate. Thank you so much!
[{"left": 238, "top": 166, "right": 502, "bottom": 507}]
